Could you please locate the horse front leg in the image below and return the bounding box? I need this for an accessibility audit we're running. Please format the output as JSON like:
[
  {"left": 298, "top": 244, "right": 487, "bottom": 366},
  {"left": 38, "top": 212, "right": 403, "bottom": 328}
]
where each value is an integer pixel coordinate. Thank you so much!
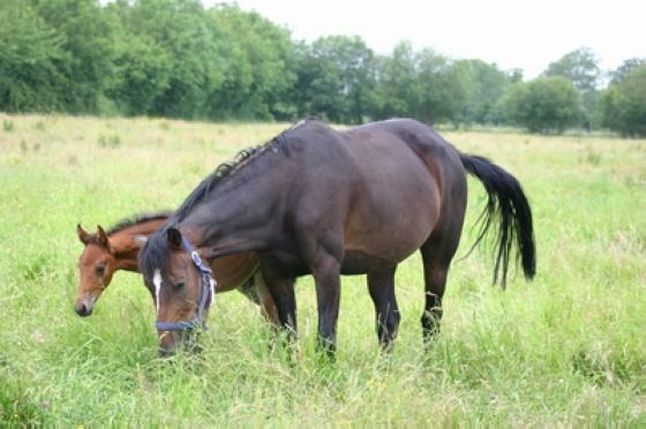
[
  {"left": 367, "top": 265, "right": 400, "bottom": 351},
  {"left": 311, "top": 255, "right": 342, "bottom": 359}
]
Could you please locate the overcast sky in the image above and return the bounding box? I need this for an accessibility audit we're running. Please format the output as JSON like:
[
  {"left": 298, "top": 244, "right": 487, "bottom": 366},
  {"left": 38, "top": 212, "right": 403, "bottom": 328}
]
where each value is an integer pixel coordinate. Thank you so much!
[{"left": 208, "top": 0, "right": 644, "bottom": 79}]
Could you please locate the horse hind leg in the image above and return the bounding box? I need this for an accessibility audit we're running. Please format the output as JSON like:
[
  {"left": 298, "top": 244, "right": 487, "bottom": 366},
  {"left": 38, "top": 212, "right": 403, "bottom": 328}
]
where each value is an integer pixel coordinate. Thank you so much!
[
  {"left": 419, "top": 224, "right": 463, "bottom": 345},
  {"left": 367, "top": 265, "right": 400, "bottom": 351},
  {"left": 420, "top": 258, "right": 448, "bottom": 344}
]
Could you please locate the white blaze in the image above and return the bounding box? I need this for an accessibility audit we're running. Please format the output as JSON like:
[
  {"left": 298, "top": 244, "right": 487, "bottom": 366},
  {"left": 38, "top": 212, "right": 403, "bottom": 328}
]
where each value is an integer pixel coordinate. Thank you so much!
[{"left": 153, "top": 269, "right": 162, "bottom": 314}]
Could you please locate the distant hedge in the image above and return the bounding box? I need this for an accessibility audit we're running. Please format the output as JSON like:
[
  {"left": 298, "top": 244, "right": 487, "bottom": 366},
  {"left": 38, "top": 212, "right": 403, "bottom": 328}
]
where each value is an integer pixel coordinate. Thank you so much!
[{"left": 0, "top": 0, "right": 642, "bottom": 134}]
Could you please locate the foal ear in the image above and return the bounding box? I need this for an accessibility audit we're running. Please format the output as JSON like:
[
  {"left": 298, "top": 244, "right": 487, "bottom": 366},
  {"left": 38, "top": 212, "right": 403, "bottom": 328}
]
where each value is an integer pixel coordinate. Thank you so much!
[
  {"left": 96, "top": 225, "right": 110, "bottom": 249},
  {"left": 77, "top": 224, "right": 91, "bottom": 245},
  {"left": 166, "top": 227, "right": 183, "bottom": 250}
]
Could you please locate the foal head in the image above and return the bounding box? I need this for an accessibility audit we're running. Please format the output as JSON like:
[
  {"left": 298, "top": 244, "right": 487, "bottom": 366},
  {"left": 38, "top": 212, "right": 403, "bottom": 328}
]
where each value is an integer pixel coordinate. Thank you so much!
[
  {"left": 139, "top": 227, "right": 213, "bottom": 356},
  {"left": 75, "top": 224, "right": 119, "bottom": 316}
]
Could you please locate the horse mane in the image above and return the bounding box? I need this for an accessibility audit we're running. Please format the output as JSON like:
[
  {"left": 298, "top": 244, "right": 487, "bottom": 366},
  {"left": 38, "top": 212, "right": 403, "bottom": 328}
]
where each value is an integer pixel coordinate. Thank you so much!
[
  {"left": 139, "top": 229, "right": 170, "bottom": 278},
  {"left": 172, "top": 146, "right": 262, "bottom": 222},
  {"left": 106, "top": 211, "right": 173, "bottom": 236},
  {"left": 172, "top": 119, "right": 313, "bottom": 223},
  {"left": 140, "top": 119, "right": 317, "bottom": 277},
  {"left": 139, "top": 147, "right": 267, "bottom": 275}
]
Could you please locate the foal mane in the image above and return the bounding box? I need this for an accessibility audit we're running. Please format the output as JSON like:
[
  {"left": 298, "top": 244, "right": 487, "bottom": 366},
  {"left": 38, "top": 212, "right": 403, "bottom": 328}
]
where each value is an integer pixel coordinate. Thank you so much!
[
  {"left": 107, "top": 211, "right": 173, "bottom": 236},
  {"left": 81, "top": 211, "right": 172, "bottom": 246}
]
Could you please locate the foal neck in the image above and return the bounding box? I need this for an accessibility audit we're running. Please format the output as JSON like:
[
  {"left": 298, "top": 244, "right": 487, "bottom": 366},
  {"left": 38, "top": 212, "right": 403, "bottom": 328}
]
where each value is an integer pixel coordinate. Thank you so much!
[{"left": 110, "top": 218, "right": 167, "bottom": 271}]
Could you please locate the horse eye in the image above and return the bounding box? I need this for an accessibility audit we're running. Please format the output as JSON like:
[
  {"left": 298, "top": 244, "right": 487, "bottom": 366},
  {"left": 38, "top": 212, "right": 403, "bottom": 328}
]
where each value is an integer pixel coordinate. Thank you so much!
[
  {"left": 175, "top": 282, "right": 185, "bottom": 290},
  {"left": 95, "top": 264, "right": 106, "bottom": 276}
]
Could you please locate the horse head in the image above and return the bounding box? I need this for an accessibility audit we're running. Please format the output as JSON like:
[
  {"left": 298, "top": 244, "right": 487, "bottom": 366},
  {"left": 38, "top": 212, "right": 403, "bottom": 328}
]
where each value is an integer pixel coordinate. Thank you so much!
[{"left": 139, "top": 226, "right": 214, "bottom": 356}]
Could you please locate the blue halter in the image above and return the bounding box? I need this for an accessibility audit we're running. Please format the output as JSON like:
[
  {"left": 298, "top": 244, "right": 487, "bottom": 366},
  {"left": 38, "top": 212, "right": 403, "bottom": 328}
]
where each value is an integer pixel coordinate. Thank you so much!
[{"left": 155, "top": 237, "right": 216, "bottom": 332}]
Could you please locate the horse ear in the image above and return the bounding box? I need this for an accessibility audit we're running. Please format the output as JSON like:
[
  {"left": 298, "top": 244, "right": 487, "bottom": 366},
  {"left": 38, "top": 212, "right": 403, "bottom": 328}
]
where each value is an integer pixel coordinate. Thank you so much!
[
  {"left": 166, "top": 227, "right": 183, "bottom": 250},
  {"left": 77, "top": 224, "right": 91, "bottom": 245},
  {"left": 96, "top": 225, "right": 110, "bottom": 249},
  {"left": 132, "top": 235, "right": 148, "bottom": 249}
]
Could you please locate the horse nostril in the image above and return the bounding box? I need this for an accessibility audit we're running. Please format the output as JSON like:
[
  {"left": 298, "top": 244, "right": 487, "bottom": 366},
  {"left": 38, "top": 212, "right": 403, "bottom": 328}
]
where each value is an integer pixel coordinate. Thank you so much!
[{"left": 75, "top": 302, "right": 92, "bottom": 317}]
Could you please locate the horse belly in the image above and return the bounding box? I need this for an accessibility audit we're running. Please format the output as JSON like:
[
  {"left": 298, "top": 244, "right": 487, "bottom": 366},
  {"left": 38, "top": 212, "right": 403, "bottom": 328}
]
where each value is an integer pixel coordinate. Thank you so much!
[
  {"left": 341, "top": 250, "right": 397, "bottom": 274},
  {"left": 343, "top": 166, "right": 440, "bottom": 264}
]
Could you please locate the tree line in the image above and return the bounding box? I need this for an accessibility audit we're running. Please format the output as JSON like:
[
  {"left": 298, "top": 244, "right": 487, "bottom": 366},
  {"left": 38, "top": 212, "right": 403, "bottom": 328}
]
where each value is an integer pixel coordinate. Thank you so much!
[{"left": 1, "top": 0, "right": 644, "bottom": 136}]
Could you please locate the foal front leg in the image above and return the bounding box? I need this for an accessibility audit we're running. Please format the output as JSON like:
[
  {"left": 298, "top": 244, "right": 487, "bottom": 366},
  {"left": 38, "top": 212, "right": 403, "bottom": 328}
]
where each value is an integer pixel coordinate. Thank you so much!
[{"left": 261, "top": 262, "right": 297, "bottom": 345}]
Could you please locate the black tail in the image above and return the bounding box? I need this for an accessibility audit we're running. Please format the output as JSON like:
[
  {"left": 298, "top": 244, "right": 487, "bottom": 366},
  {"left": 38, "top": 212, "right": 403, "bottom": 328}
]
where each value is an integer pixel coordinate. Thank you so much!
[{"left": 460, "top": 153, "right": 536, "bottom": 288}]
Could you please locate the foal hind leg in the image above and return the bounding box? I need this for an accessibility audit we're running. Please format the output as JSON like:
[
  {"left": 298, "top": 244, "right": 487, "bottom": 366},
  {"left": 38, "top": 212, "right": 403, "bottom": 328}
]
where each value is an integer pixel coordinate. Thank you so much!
[
  {"left": 252, "top": 271, "right": 280, "bottom": 331},
  {"left": 367, "top": 265, "right": 400, "bottom": 351},
  {"left": 237, "top": 270, "right": 281, "bottom": 331}
]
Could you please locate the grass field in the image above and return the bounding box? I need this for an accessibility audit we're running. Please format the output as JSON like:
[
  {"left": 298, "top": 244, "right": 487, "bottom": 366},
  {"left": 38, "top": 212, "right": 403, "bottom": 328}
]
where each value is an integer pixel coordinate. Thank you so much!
[{"left": 0, "top": 114, "right": 644, "bottom": 427}]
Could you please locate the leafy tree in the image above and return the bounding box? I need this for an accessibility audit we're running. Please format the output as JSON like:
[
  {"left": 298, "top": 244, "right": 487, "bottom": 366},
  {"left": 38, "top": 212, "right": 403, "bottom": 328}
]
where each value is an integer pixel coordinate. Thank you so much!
[
  {"left": 544, "top": 47, "right": 600, "bottom": 92},
  {"left": 119, "top": 0, "right": 227, "bottom": 119},
  {"left": 501, "top": 77, "right": 583, "bottom": 134},
  {"left": 5, "top": 0, "right": 640, "bottom": 132},
  {"left": 0, "top": 1, "right": 67, "bottom": 112},
  {"left": 373, "top": 43, "right": 470, "bottom": 125},
  {"left": 600, "top": 65, "right": 646, "bottom": 137},
  {"left": 610, "top": 57, "right": 646, "bottom": 85},
  {"left": 107, "top": 33, "right": 172, "bottom": 116},
  {"left": 544, "top": 48, "right": 601, "bottom": 128},
  {"left": 294, "top": 35, "right": 376, "bottom": 124},
  {"left": 32, "top": 0, "right": 118, "bottom": 113},
  {"left": 416, "top": 49, "right": 469, "bottom": 124},
  {"left": 453, "top": 59, "right": 511, "bottom": 125},
  {"left": 372, "top": 42, "right": 420, "bottom": 119},
  {"left": 508, "top": 68, "right": 524, "bottom": 84},
  {"left": 103, "top": 1, "right": 172, "bottom": 116},
  {"left": 207, "top": 5, "right": 296, "bottom": 120}
]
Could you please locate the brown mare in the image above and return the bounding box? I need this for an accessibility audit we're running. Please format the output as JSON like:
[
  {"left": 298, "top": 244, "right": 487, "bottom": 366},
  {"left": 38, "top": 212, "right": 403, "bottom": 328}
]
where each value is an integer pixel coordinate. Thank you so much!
[
  {"left": 75, "top": 213, "right": 278, "bottom": 325},
  {"left": 139, "top": 119, "right": 536, "bottom": 357}
]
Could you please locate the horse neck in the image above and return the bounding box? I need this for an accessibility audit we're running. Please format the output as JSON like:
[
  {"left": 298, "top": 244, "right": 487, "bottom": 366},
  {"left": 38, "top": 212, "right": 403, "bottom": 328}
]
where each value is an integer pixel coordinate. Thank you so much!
[
  {"left": 183, "top": 153, "right": 290, "bottom": 258},
  {"left": 110, "top": 218, "right": 167, "bottom": 271}
]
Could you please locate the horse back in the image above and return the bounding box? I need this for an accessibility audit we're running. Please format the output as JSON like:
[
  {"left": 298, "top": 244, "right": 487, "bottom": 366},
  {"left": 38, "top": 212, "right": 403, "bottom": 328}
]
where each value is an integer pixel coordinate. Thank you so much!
[{"left": 285, "top": 119, "right": 466, "bottom": 264}]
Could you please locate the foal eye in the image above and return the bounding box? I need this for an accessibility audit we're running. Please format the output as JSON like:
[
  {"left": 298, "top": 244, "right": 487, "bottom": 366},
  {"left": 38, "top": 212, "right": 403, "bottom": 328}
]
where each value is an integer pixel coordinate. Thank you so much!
[
  {"left": 95, "top": 265, "right": 106, "bottom": 276},
  {"left": 174, "top": 282, "right": 185, "bottom": 290}
]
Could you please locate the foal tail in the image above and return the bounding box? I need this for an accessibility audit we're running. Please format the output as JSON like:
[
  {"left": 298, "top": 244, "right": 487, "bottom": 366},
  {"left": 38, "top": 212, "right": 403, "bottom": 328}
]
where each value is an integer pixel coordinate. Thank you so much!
[{"left": 459, "top": 153, "right": 536, "bottom": 288}]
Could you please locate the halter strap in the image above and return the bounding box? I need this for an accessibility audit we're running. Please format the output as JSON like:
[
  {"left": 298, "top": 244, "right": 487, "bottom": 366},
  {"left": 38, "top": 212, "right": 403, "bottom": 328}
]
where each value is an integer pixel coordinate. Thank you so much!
[{"left": 155, "top": 237, "right": 217, "bottom": 332}]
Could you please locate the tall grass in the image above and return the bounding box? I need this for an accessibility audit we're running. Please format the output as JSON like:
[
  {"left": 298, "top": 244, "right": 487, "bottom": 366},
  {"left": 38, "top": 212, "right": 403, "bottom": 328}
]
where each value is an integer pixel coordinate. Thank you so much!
[{"left": 0, "top": 114, "right": 644, "bottom": 426}]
